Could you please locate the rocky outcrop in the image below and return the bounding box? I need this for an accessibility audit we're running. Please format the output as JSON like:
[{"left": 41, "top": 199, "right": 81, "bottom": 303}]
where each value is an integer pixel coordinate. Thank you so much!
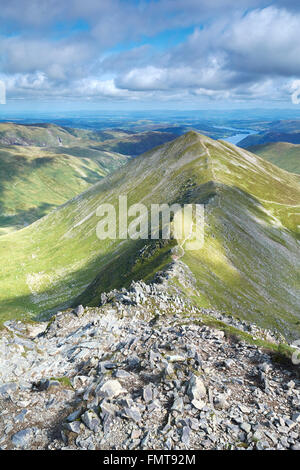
[{"left": 0, "top": 277, "right": 299, "bottom": 450}]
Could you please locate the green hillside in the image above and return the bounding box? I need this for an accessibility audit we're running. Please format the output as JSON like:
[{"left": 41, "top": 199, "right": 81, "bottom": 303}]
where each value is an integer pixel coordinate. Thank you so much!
[
  {"left": 0, "top": 123, "right": 178, "bottom": 234},
  {"left": 249, "top": 142, "right": 300, "bottom": 175},
  {"left": 0, "top": 131, "right": 299, "bottom": 340},
  {"left": 0, "top": 122, "right": 176, "bottom": 154},
  {"left": 239, "top": 130, "right": 300, "bottom": 148},
  {"left": 0, "top": 144, "right": 128, "bottom": 235},
  {"left": 0, "top": 122, "right": 92, "bottom": 146}
]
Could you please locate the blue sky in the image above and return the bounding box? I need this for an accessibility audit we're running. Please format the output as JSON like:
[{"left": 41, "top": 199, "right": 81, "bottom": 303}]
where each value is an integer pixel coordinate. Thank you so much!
[{"left": 1, "top": 0, "right": 300, "bottom": 110}]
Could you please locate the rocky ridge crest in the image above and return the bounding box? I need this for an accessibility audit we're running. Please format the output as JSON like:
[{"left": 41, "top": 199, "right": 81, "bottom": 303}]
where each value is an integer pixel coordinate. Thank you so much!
[{"left": 0, "top": 264, "right": 299, "bottom": 450}]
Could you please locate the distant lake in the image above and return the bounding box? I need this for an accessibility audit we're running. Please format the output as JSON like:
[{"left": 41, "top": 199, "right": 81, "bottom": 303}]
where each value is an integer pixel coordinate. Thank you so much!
[{"left": 215, "top": 126, "right": 257, "bottom": 145}]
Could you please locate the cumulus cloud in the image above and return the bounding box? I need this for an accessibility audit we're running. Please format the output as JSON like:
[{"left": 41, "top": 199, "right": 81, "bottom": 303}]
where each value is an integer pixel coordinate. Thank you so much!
[
  {"left": 0, "top": 36, "right": 95, "bottom": 79},
  {"left": 290, "top": 80, "right": 300, "bottom": 105},
  {"left": 110, "top": 6, "right": 300, "bottom": 103},
  {"left": 1, "top": 1, "right": 300, "bottom": 104}
]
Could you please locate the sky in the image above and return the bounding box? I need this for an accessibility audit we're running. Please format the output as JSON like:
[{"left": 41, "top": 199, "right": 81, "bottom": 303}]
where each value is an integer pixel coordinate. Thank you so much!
[{"left": 1, "top": 0, "right": 300, "bottom": 110}]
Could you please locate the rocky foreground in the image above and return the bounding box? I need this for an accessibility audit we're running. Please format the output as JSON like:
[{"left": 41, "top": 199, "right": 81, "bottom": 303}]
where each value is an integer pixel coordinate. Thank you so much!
[{"left": 0, "top": 265, "right": 299, "bottom": 450}]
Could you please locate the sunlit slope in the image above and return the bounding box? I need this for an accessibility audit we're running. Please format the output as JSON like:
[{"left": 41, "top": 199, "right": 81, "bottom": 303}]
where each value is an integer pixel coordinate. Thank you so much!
[
  {"left": 0, "top": 144, "right": 128, "bottom": 234},
  {"left": 0, "top": 123, "right": 174, "bottom": 233},
  {"left": 248, "top": 142, "right": 300, "bottom": 175},
  {"left": 239, "top": 130, "right": 300, "bottom": 148},
  {"left": 0, "top": 122, "right": 176, "bottom": 155},
  {"left": 0, "top": 132, "right": 299, "bottom": 339},
  {"left": 0, "top": 122, "right": 92, "bottom": 146}
]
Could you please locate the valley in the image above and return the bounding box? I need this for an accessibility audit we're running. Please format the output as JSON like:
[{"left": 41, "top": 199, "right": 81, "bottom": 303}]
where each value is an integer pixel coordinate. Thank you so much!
[{"left": 0, "top": 123, "right": 176, "bottom": 234}]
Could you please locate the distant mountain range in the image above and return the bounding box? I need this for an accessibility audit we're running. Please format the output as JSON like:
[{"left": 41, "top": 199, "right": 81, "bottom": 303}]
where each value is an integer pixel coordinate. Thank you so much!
[{"left": 0, "top": 131, "right": 299, "bottom": 341}]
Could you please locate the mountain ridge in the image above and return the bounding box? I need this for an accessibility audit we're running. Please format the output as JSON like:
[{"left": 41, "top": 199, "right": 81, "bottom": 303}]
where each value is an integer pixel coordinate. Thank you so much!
[
  {"left": 0, "top": 131, "right": 299, "bottom": 340},
  {"left": 0, "top": 122, "right": 176, "bottom": 234}
]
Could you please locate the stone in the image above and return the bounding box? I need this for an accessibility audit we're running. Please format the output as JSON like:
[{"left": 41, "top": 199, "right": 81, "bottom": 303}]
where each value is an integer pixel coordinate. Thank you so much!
[
  {"left": 11, "top": 428, "right": 33, "bottom": 449},
  {"left": 172, "top": 396, "right": 184, "bottom": 413},
  {"left": 240, "top": 422, "right": 251, "bottom": 434},
  {"left": 0, "top": 382, "right": 17, "bottom": 397},
  {"left": 187, "top": 374, "right": 206, "bottom": 402},
  {"left": 65, "top": 421, "right": 82, "bottom": 434},
  {"left": 214, "top": 394, "right": 229, "bottom": 410},
  {"left": 143, "top": 384, "right": 153, "bottom": 403},
  {"left": 81, "top": 410, "right": 100, "bottom": 432},
  {"left": 0, "top": 280, "right": 299, "bottom": 451},
  {"left": 66, "top": 409, "right": 82, "bottom": 422},
  {"left": 121, "top": 408, "right": 142, "bottom": 422},
  {"left": 100, "top": 400, "right": 117, "bottom": 419},
  {"left": 181, "top": 426, "right": 190, "bottom": 446},
  {"left": 114, "top": 370, "right": 131, "bottom": 379},
  {"left": 15, "top": 409, "right": 28, "bottom": 423},
  {"left": 131, "top": 429, "right": 141, "bottom": 440},
  {"left": 191, "top": 399, "right": 206, "bottom": 410},
  {"left": 96, "top": 379, "right": 125, "bottom": 398},
  {"left": 258, "top": 363, "right": 271, "bottom": 373},
  {"left": 166, "top": 355, "right": 186, "bottom": 363},
  {"left": 73, "top": 305, "right": 85, "bottom": 317},
  {"left": 253, "top": 431, "right": 263, "bottom": 441},
  {"left": 239, "top": 404, "right": 251, "bottom": 414},
  {"left": 223, "top": 359, "right": 234, "bottom": 369},
  {"left": 291, "top": 443, "right": 300, "bottom": 451}
]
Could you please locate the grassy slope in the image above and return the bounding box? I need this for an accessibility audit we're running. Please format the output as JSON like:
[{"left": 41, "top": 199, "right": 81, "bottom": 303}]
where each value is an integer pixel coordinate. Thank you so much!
[
  {"left": 92, "top": 130, "right": 179, "bottom": 156},
  {"left": 0, "top": 145, "right": 129, "bottom": 234},
  {"left": 0, "top": 132, "right": 299, "bottom": 340},
  {"left": 0, "top": 122, "right": 176, "bottom": 154},
  {"left": 248, "top": 142, "right": 300, "bottom": 175},
  {"left": 239, "top": 130, "right": 300, "bottom": 148},
  {"left": 0, "top": 122, "right": 93, "bottom": 146},
  {"left": 0, "top": 123, "right": 132, "bottom": 234},
  {"left": 0, "top": 123, "right": 176, "bottom": 234}
]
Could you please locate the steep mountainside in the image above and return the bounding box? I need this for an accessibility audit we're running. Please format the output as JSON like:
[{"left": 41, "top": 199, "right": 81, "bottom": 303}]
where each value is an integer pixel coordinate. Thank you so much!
[
  {"left": 0, "top": 132, "right": 299, "bottom": 340},
  {"left": 249, "top": 142, "right": 300, "bottom": 175},
  {"left": 239, "top": 131, "right": 300, "bottom": 148},
  {"left": 0, "top": 122, "right": 91, "bottom": 146},
  {"left": 0, "top": 122, "right": 176, "bottom": 154},
  {"left": 0, "top": 145, "right": 128, "bottom": 235},
  {"left": 91, "top": 130, "right": 177, "bottom": 156},
  {"left": 0, "top": 123, "right": 178, "bottom": 234}
]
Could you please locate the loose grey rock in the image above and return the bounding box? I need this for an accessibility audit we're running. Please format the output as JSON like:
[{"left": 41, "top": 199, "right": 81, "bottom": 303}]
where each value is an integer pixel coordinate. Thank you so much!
[
  {"left": 73, "top": 305, "right": 85, "bottom": 317},
  {"left": 181, "top": 426, "right": 190, "bottom": 446},
  {"left": 96, "top": 379, "right": 125, "bottom": 398},
  {"left": 81, "top": 410, "right": 100, "bottom": 432},
  {"left": 187, "top": 374, "right": 206, "bottom": 401},
  {"left": 121, "top": 408, "right": 142, "bottom": 422},
  {"left": 172, "top": 396, "right": 184, "bottom": 413},
  {"left": 240, "top": 423, "right": 251, "bottom": 434},
  {"left": 0, "top": 382, "right": 17, "bottom": 397},
  {"left": 65, "top": 421, "right": 82, "bottom": 434},
  {"left": 11, "top": 428, "right": 33, "bottom": 449},
  {"left": 0, "top": 275, "right": 298, "bottom": 451}
]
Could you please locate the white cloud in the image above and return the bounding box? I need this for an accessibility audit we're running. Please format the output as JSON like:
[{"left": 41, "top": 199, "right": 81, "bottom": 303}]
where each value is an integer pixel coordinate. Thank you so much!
[
  {"left": 0, "top": 36, "right": 94, "bottom": 80},
  {"left": 290, "top": 80, "right": 300, "bottom": 105},
  {"left": 73, "top": 78, "right": 134, "bottom": 99},
  {"left": 1, "top": 3, "right": 300, "bottom": 104},
  {"left": 222, "top": 7, "right": 300, "bottom": 76}
]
